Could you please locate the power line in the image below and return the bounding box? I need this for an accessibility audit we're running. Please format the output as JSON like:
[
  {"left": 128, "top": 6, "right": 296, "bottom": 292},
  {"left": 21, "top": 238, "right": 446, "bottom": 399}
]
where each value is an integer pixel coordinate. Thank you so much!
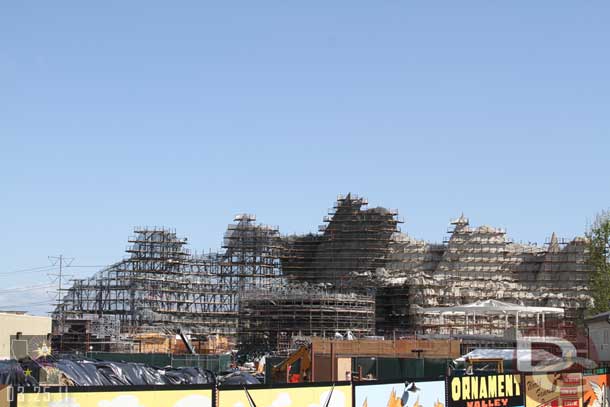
[
  {"left": 0, "top": 291, "right": 55, "bottom": 312},
  {"left": 0, "top": 265, "right": 57, "bottom": 275},
  {"left": 3, "top": 299, "right": 55, "bottom": 307},
  {"left": 0, "top": 269, "right": 58, "bottom": 282},
  {"left": 66, "top": 265, "right": 108, "bottom": 268},
  {"left": 0, "top": 283, "right": 55, "bottom": 294}
]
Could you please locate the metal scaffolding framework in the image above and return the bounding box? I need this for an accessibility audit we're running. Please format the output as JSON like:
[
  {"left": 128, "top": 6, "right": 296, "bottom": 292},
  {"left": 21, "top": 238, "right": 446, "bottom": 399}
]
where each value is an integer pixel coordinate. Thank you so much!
[
  {"left": 55, "top": 216, "right": 284, "bottom": 351},
  {"left": 238, "top": 284, "right": 375, "bottom": 352},
  {"left": 54, "top": 193, "right": 594, "bottom": 353},
  {"left": 281, "top": 193, "right": 402, "bottom": 291}
]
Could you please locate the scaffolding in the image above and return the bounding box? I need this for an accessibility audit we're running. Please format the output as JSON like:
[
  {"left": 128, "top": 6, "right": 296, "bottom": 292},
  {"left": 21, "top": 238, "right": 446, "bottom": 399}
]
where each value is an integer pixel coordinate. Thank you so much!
[
  {"left": 222, "top": 214, "right": 283, "bottom": 292},
  {"left": 281, "top": 193, "right": 402, "bottom": 291},
  {"left": 379, "top": 215, "right": 592, "bottom": 339},
  {"left": 238, "top": 284, "right": 375, "bottom": 353},
  {"left": 55, "top": 217, "right": 283, "bottom": 352},
  {"left": 54, "top": 193, "right": 594, "bottom": 352}
]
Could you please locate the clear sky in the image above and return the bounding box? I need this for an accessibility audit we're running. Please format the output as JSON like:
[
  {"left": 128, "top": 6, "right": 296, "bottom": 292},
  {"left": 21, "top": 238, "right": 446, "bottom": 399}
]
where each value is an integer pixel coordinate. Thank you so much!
[{"left": 1, "top": 2, "right": 609, "bottom": 314}]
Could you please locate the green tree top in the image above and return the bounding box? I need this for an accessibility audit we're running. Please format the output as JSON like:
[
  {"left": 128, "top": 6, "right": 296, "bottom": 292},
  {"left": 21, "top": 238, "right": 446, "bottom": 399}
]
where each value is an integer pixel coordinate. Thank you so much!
[{"left": 587, "top": 210, "right": 610, "bottom": 315}]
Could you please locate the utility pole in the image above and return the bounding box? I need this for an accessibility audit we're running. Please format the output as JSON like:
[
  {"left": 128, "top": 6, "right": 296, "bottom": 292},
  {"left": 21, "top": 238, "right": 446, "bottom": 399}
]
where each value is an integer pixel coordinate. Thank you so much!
[{"left": 49, "top": 255, "right": 74, "bottom": 352}]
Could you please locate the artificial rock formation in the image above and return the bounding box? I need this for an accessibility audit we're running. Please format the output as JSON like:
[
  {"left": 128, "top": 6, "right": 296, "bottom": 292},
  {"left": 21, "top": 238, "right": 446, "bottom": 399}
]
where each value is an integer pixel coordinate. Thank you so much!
[{"left": 55, "top": 194, "right": 593, "bottom": 351}]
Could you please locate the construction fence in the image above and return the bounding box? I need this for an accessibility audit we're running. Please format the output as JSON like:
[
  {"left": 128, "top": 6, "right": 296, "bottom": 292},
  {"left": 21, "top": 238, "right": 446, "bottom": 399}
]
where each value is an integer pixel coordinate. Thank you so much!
[
  {"left": 85, "top": 352, "right": 232, "bottom": 373},
  {"left": 349, "top": 357, "right": 451, "bottom": 381},
  {"left": 7, "top": 370, "right": 610, "bottom": 407}
]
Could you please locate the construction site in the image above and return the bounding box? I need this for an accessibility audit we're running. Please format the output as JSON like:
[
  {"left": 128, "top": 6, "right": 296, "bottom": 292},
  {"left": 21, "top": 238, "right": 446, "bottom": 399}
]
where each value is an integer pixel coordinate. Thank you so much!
[{"left": 53, "top": 193, "right": 593, "bottom": 358}]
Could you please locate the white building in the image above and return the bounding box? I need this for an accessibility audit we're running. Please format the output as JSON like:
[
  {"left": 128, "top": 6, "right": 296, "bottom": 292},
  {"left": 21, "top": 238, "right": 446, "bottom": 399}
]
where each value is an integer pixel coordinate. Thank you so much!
[{"left": 0, "top": 312, "right": 52, "bottom": 360}]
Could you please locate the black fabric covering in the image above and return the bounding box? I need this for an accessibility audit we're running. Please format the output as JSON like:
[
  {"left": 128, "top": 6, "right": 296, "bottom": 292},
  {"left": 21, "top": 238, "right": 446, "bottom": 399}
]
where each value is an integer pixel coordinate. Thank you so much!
[
  {"left": 55, "top": 359, "right": 214, "bottom": 386},
  {"left": 163, "top": 367, "right": 215, "bottom": 385},
  {"left": 218, "top": 371, "right": 260, "bottom": 386},
  {"left": 0, "top": 358, "right": 214, "bottom": 387}
]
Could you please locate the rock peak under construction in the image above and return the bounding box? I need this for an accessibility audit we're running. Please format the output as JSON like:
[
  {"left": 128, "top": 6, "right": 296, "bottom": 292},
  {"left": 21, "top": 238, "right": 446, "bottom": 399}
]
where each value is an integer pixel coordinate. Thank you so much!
[{"left": 54, "top": 193, "right": 592, "bottom": 353}]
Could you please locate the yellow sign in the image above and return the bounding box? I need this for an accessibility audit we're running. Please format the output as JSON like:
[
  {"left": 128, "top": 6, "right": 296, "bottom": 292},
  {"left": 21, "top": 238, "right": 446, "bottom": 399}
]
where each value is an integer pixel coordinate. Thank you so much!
[
  {"left": 219, "top": 385, "right": 352, "bottom": 407},
  {"left": 19, "top": 388, "right": 213, "bottom": 407},
  {"left": 449, "top": 375, "right": 523, "bottom": 407}
]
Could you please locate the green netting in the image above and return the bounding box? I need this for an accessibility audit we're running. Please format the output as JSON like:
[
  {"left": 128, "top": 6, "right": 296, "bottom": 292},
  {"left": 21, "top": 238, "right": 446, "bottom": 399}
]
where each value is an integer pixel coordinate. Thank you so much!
[{"left": 86, "top": 352, "right": 231, "bottom": 373}]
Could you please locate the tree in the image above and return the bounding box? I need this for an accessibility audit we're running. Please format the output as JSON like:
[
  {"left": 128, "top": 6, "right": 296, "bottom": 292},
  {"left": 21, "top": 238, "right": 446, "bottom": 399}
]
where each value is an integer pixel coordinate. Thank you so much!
[{"left": 587, "top": 210, "right": 610, "bottom": 314}]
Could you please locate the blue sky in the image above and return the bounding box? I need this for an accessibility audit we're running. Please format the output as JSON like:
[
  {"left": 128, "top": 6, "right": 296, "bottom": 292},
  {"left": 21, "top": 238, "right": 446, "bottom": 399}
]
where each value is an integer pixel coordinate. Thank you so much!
[{"left": 1, "top": 2, "right": 609, "bottom": 313}]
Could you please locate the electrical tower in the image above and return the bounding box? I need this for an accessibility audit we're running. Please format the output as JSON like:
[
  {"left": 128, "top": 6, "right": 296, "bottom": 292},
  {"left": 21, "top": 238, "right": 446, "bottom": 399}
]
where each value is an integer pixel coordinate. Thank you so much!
[{"left": 49, "top": 255, "right": 74, "bottom": 351}]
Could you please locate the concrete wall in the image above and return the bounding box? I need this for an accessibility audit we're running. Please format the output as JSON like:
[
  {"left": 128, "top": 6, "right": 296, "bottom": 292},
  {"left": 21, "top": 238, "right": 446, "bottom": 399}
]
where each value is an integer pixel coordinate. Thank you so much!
[{"left": 0, "top": 313, "right": 51, "bottom": 359}]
